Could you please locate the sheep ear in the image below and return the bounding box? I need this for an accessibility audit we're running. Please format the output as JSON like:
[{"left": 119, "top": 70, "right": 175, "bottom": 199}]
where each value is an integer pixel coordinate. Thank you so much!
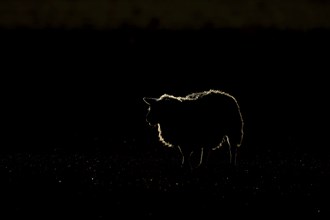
[{"left": 143, "top": 97, "right": 157, "bottom": 105}]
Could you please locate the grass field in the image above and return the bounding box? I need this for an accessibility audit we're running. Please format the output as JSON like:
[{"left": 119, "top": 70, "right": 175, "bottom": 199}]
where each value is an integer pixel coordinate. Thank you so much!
[{"left": 1, "top": 140, "right": 329, "bottom": 218}]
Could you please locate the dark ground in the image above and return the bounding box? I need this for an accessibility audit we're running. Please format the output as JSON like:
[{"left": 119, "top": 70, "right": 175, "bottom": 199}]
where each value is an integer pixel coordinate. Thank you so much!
[{"left": 1, "top": 28, "right": 330, "bottom": 218}]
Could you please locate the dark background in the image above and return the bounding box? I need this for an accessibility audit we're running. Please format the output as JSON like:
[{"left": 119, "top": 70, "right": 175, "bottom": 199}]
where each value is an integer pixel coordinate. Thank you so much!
[
  {"left": 1, "top": 2, "right": 330, "bottom": 217},
  {"left": 2, "top": 28, "right": 329, "bottom": 153}
]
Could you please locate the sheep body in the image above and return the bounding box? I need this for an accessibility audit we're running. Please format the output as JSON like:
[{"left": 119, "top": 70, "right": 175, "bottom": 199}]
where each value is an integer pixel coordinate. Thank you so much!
[{"left": 144, "top": 89, "right": 244, "bottom": 168}]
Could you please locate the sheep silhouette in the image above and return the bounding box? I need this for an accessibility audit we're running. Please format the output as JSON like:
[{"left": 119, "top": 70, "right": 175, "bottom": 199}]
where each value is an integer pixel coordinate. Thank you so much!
[{"left": 143, "top": 89, "right": 244, "bottom": 169}]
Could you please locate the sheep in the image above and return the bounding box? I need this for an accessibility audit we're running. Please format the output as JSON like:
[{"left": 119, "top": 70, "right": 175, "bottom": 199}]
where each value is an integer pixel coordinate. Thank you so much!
[{"left": 143, "top": 89, "right": 244, "bottom": 169}]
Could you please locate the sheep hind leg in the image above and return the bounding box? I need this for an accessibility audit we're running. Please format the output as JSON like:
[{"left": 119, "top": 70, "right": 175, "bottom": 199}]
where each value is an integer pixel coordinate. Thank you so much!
[
  {"left": 221, "top": 135, "right": 232, "bottom": 164},
  {"left": 177, "top": 145, "right": 185, "bottom": 167},
  {"left": 224, "top": 135, "right": 238, "bottom": 166},
  {"left": 196, "top": 148, "right": 204, "bottom": 168}
]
